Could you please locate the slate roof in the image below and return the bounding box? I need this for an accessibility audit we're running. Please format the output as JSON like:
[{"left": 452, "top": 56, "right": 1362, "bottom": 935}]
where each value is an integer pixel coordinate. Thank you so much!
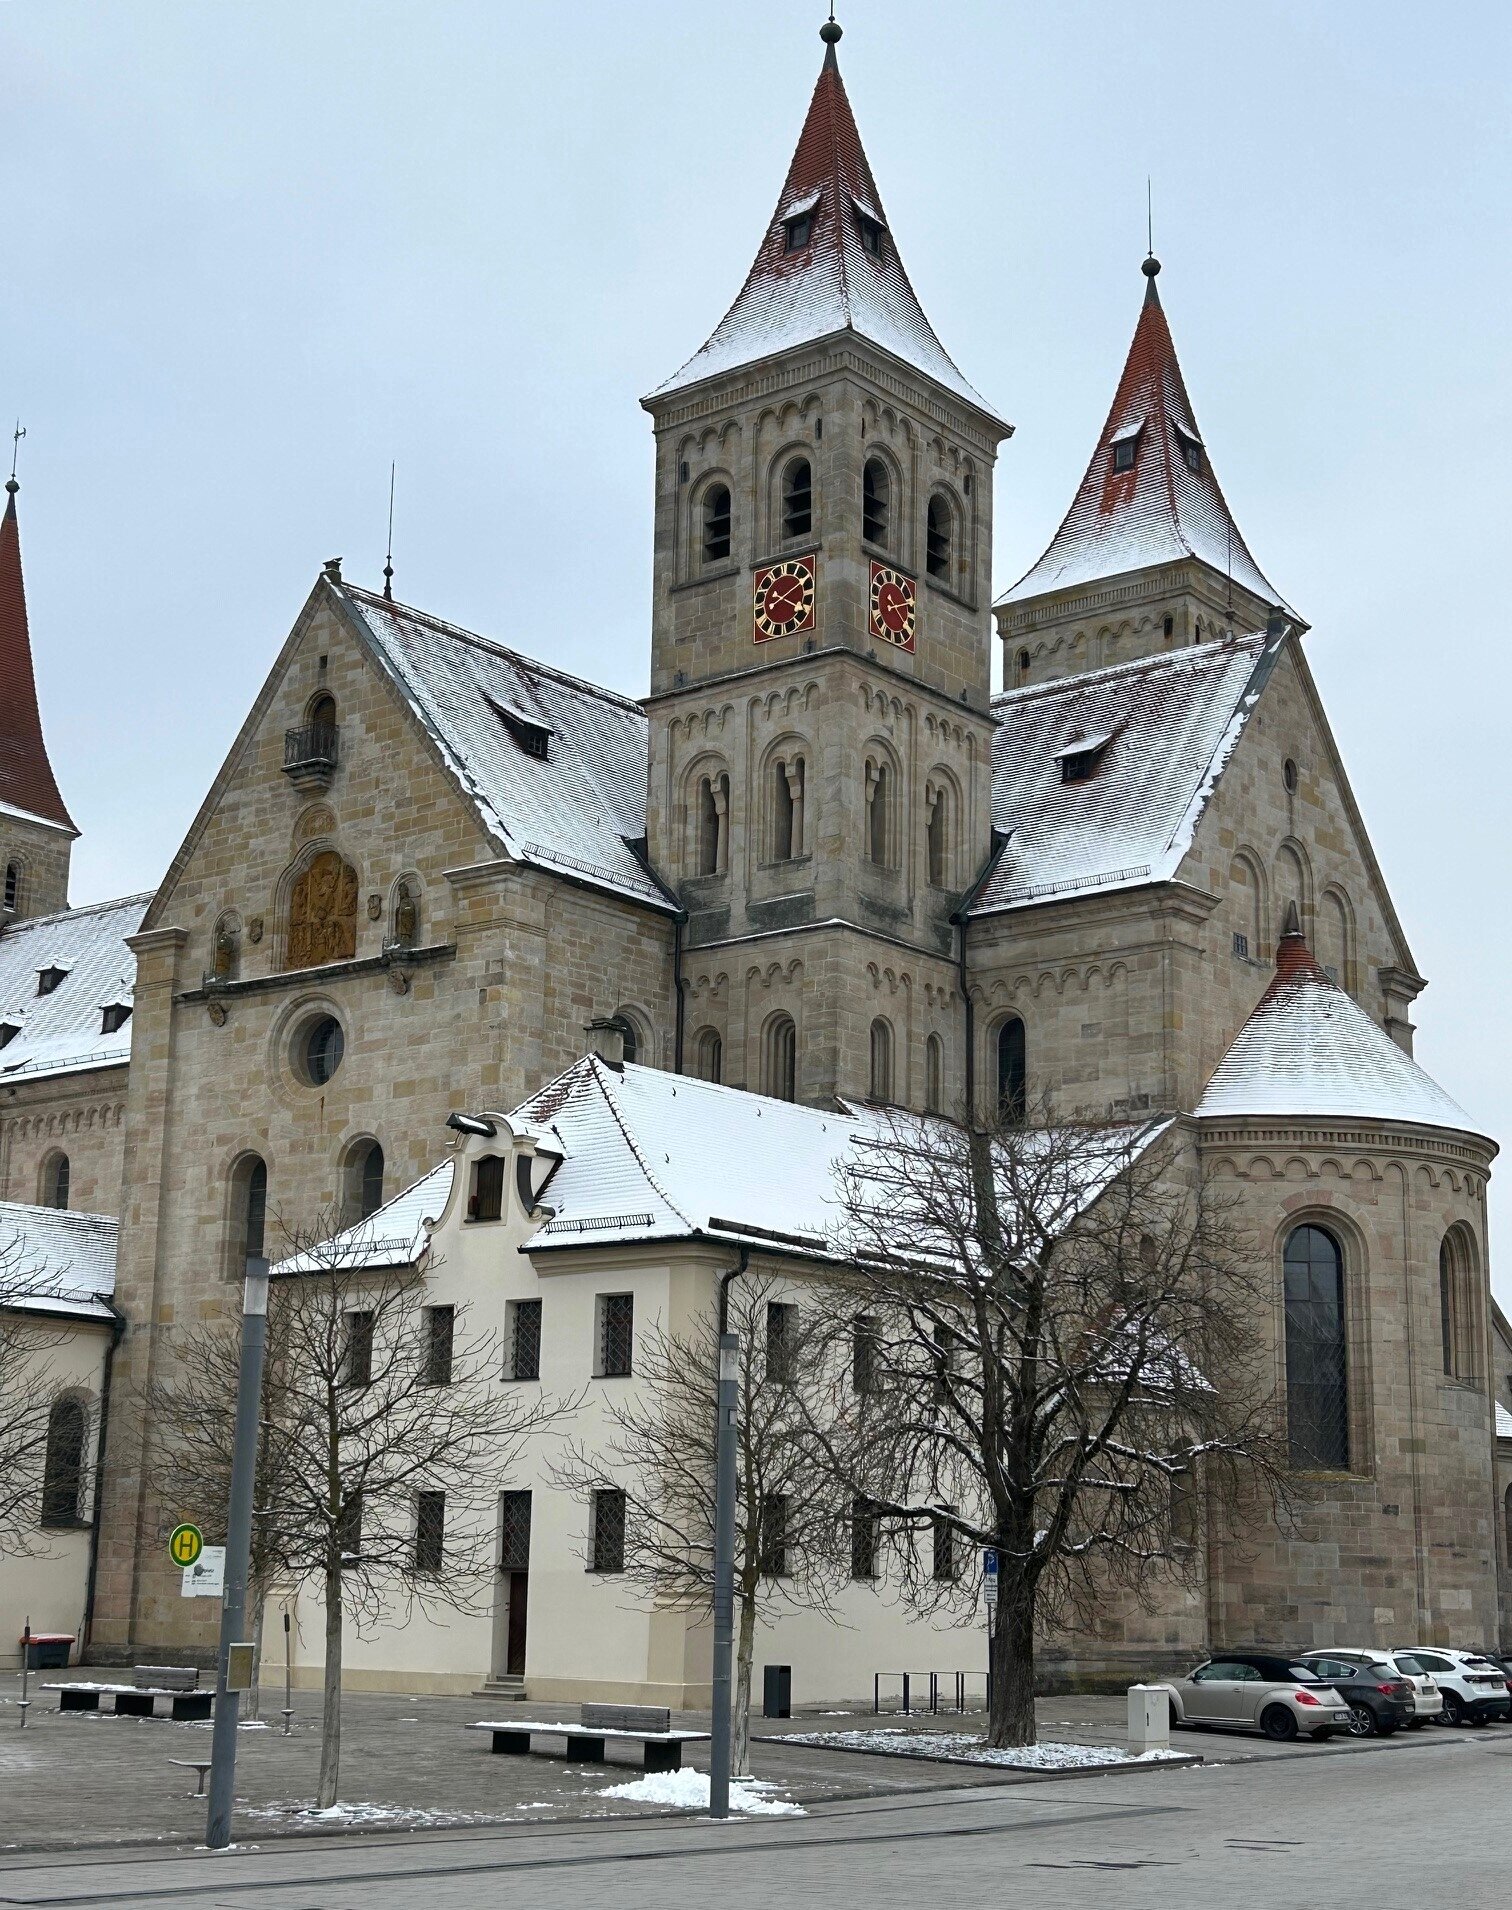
[
  {"left": 0, "top": 483, "right": 76, "bottom": 833},
  {"left": 336, "top": 585, "right": 669, "bottom": 911},
  {"left": 0, "top": 892, "right": 149, "bottom": 1082},
  {"left": 0, "top": 1199, "right": 118, "bottom": 1322},
  {"left": 1000, "top": 265, "right": 1288, "bottom": 612},
  {"left": 972, "top": 630, "right": 1284, "bottom": 916},
  {"left": 1197, "top": 929, "right": 1481, "bottom": 1136},
  {"left": 275, "top": 1161, "right": 456, "bottom": 1276},
  {"left": 650, "top": 36, "right": 1002, "bottom": 424}
]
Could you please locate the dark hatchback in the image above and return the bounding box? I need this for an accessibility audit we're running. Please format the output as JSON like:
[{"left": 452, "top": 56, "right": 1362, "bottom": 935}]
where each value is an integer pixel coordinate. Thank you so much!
[{"left": 1300, "top": 1652, "right": 1418, "bottom": 1736}]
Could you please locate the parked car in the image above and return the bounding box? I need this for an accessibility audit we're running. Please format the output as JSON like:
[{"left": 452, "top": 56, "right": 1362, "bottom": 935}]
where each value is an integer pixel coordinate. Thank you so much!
[
  {"left": 1161, "top": 1653, "right": 1352, "bottom": 1742},
  {"left": 1297, "top": 1651, "right": 1422, "bottom": 1737},
  {"left": 1394, "top": 1648, "right": 1512, "bottom": 1726}
]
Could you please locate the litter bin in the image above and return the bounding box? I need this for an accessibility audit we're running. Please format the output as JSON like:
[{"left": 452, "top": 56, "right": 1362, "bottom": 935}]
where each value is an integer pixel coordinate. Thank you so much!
[
  {"left": 762, "top": 1663, "right": 792, "bottom": 1719},
  {"left": 22, "top": 1634, "right": 74, "bottom": 1670}
]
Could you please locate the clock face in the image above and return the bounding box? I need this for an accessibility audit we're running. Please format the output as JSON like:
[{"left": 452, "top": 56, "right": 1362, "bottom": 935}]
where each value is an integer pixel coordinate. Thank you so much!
[
  {"left": 869, "top": 562, "right": 916, "bottom": 651},
  {"left": 753, "top": 556, "right": 817, "bottom": 643}
]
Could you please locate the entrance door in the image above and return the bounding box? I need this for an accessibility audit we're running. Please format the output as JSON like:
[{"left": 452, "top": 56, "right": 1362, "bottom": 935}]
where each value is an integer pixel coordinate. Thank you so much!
[
  {"left": 505, "top": 1571, "right": 528, "bottom": 1676},
  {"left": 492, "top": 1490, "right": 533, "bottom": 1681}
]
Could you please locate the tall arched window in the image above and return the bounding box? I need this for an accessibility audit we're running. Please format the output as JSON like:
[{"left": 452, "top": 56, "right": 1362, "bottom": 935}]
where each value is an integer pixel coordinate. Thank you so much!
[
  {"left": 1439, "top": 1229, "right": 1477, "bottom": 1383},
  {"left": 996, "top": 1017, "right": 1026, "bottom": 1120},
  {"left": 1505, "top": 1483, "right": 1512, "bottom": 1566},
  {"left": 764, "top": 1014, "right": 797, "bottom": 1102},
  {"left": 614, "top": 1011, "right": 643, "bottom": 1066},
  {"left": 925, "top": 780, "right": 949, "bottom": 887},
  {"left": 702, "top": 483, "right": 732, "bottom": 563},
  {"left": 40, "top": 1397, "right": 87, "bottom": 1527},
  {"left": 1283, "top": 1225, "right": 1349, "bottom": 1471},
  {"left": 781, "top": 457, "right": 812, "bottom": 540},
  {"left": 772, "top": 756, "right": 805, "bottom": 861},
  {"left": 865, "top": 758, "right": 891, "bottom": 866},
  {"left": 345, "top": 1140, "right": 385, "bottom": 1223},
  {"left": 3, "top": 862, "right": 18, "bottom": 911},
  {"left": 695, "top": 1027, "right": 723, "bottom": 1084},
  {"left": 924, "top": 1033, "right": 943, "bottom": 1114},
  {"left": 1014, "top": 648, "right": 1031, "bottom": 687},
  {"left": 862, "top": 458, "right": 890, "bottom": 547},
  {"left": 696, "top": 772, "right": 728, "bottom": 876},
  {"left": 231, "top": 1155, "right": 268, "bottom": 1275},
  {"left": 926, "top": 492, "right": 953, "bottom": 580},
  {"left": 42, "top": 1152, "right": 70, "bottom": 1210},
  {"left": 869, "top": 1018, "right": 893, "bottom": 1102}
]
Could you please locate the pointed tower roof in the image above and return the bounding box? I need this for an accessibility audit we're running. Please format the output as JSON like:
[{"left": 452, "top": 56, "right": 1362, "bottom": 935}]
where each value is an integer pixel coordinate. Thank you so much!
[
  {"left": 1196, "top": 921, "right": 1477, "bottom": 1135},
  {"left": 649, "top": 24, "right": 1002, "bottom": 425},
  {"left": 0, "top": 480, "right": 76, "bottom": 834},
  {"left": 1000, "top": 260, "right": 1290, "bottom": 612}
]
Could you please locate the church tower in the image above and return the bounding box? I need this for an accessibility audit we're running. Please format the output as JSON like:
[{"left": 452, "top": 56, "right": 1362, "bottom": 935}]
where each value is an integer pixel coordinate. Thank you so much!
[
  {"left": 0, "top": 476, "right": 76, "bottom": 922},
  {"left": 996, "top": 257, "right": 1298, "bottom": 687},
  {"left": 643, "top": 21, "right": 1010, "bottom": 1110}
]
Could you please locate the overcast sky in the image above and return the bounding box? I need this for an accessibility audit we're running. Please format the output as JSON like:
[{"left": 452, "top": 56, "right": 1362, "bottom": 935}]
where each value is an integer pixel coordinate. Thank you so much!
[{"left": 4, "top": 0, "right": 1509, "bottom": 1294}]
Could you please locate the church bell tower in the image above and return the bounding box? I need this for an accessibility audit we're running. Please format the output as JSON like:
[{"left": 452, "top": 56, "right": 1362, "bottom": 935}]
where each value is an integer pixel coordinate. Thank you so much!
[{"left": 642, "top": 20, "right": 1011, "bottom": 1109}]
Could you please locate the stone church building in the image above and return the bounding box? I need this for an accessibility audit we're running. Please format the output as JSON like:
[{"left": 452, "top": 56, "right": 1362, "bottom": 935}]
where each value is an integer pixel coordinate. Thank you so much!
[{"left": 3, "top": 24, "right": 1507, "bottom": 1686}]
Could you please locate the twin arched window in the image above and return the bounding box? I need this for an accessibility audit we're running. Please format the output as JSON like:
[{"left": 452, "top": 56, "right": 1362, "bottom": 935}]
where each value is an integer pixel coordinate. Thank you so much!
[
  {"left": 781, "top": 458, "right": 812, "bottom": 541},
  {"left": 869, "top": 1018, "right": 893, "bottom": 1102},
  {"left": 702, "top": 483, "right": 732, "bottom": 564},
  {"left": 772, "top": 755, "right": 806, "bottom": 861},
  {"left": 996, "top": 1017, "right": 1026, "bottom": 1120},
  {"left": 863, "top": 458, "right": 890, "bottom": 547},
  {"left": 1283, "top": 1225, "right": 1349, "bottom": 1471},
  {"left": 41, "top": 1396, "right": 86, "bottom": 1527},
  {"left": 764, "top": 1014, "right": 797, "bottom": 1102}
]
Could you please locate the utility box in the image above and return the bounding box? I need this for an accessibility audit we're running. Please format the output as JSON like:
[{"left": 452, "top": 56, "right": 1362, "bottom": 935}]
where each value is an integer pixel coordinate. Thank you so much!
[
  {"left": 21, "top": 1634, "right": 73, "bottom": 1670},
  {"left": 762, "top": 1664, "right": 792, "bottom": 1719},
  {"left": 1127, "top": 1683, "right": 1170, "bottom": 1754}
]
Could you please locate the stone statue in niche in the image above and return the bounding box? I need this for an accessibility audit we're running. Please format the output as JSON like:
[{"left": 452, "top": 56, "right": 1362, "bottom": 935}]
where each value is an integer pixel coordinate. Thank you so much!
[
  {"left": 392, "top": 880, "right": 419, "bottom": 949},
  {"left": 211, "top": 923, "right": 239, "bottom": 981},
  {"left": 286, "top": 851, "right": 359, "bottom": 969}
]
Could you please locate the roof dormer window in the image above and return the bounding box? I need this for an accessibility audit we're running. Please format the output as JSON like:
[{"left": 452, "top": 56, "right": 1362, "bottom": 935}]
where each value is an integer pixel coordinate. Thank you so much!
[
  {"left": 1175, "top": 424, "right": 1205, "bottom": 475},
  {"left": 781, "top": 191, "right": 819, "bottom": 253},
  {"left": 0, "top": 1021, "right": 19, "bottom": 1050},
  {"left": 36, "top": 965, "right": 68, "bottom": 997},
  {"left": 487, "top": 696, "right": 552, "bottom": 761},
  {"left": 1111, "top": 438, "right": 1137, "bottom": 473},
  {"left": 1055, "top": 730, "right": 1115, "bottom": 784},
  {"left": 854, "top": 208, "right": 886, "bottom": 259},
  {"left": 101, "top": 1003, "right": 132, "bottom": 1035}
]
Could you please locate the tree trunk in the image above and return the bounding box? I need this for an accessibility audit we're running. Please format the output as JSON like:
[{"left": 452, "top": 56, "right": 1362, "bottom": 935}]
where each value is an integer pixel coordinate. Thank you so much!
[
  {"left": 987, "top": 1572, "right": 1036, "bottom": 1748},
  {"left": 732, "top": 1591, "right": 758, "bottom": 1778},
  {"left": 245, "top": 1578, "right": 267, "bottom": 1722},
  {"left": 315, "top": 1567, "right": 343, "bottom": 1807}
]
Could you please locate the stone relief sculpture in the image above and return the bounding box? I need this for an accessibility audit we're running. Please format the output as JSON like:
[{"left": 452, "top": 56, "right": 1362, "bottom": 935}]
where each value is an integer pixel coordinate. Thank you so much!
[{"left": 286, "top": 850, "right": 359, "bottom": 969}]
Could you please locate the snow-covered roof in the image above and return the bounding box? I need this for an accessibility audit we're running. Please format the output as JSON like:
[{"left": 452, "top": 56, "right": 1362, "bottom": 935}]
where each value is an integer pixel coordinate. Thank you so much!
[
  {"left": 336, "top": 587, "right": 669, "bottom": 912},
  {"left": 1197, "top": 931, "right": 1482, "bottom": 1136},
  {"left": 0, "top": 1199, "right": 118, "bottom": 1322},
  {"left": 973, "top": 631, "right": 1284, "bottom": 915},
  {"left": 650, "top": 44, "right": 1002, "bottom": 425},
  {"left": 1497, "top": 1402, "right": 1512, "bottom": 1441},
  {"left": 999, "top": 267, "right": 1288, "bottom": 612},
  {"left": 274, "top": 1161, "right": 455, "bottom": 1276},
  {"left": 0, "top": 796, "right": 72, "bottom": 834},
  {"left": 0, "top": 892, "right": 149, "bottom": 1082}
]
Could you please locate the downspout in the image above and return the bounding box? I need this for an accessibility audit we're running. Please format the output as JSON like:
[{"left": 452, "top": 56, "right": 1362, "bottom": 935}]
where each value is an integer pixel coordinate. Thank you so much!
[
  {"left": 79, "top": 1297, "right": 128, "bottom": 1660},
  {"left": 718, "top": 1245, "right": 751, "bottom": 1335},
  {"left": 951, "top": 830, "right": 1009, "bottom": 1125},
  {"left": 673, "top": 909, "right": 687, "bottom": 1076}
]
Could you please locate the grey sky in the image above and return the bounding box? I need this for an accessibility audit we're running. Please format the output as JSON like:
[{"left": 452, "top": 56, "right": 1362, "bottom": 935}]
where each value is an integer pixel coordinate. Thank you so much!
[{"left": 4, "top": 0, "right": 1508, "bottom": 1293}]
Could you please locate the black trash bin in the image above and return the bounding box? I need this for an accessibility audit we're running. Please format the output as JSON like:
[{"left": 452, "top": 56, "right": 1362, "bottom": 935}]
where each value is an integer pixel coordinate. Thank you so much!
[{"left": 762, "top": 1663, "right": 792, "bottom": 1719}]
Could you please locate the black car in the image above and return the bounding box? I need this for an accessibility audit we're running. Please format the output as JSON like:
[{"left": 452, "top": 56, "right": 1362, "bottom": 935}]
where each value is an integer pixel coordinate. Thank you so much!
[{"left": 1300, "top": 1652, "right": 1417, "bottom": 1737}]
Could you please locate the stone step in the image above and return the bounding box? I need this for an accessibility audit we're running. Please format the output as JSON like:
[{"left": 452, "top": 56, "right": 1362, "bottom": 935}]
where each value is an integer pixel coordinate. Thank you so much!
[{"left": 473, "top": 1676, "right": 528, "bottom": 1701}]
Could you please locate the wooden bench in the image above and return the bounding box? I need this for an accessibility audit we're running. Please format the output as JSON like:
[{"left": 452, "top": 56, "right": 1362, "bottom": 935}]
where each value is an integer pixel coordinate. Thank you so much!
[
  {"left": 467, "top": 1702, "right": 709, "bottom": 1774},
  {"left": 42, "top": 1665, "right": 214, "bottom": 1723}
]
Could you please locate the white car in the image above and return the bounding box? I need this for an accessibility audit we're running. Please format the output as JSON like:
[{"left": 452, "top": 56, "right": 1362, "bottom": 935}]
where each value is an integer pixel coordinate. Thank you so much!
[
  {"left": 1372, "top": 1651, "right": 1443, "bottom": 1726},
  {"left": 1393, "top": 1648, "right": 1512, "bottom": 1727}
]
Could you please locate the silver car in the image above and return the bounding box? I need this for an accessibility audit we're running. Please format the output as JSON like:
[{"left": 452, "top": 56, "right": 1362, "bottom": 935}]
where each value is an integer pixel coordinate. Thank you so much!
[{"left": 1163, "top": 1653, "right": 1352, "bottom": 1742}]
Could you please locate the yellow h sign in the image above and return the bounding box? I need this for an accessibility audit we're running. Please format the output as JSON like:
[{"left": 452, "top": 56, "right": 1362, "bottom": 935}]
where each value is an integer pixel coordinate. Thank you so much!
[{"left": 168, "top": 1523, "right": 204, "bottom": 1568}]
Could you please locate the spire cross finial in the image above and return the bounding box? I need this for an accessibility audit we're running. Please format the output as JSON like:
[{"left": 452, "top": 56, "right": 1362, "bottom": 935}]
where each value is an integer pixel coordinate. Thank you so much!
[
  {"left": 383, "top": 462, "right": 396, "bottom": 602},
  {"left": 1146, "top": 178, "right": 1153, "bottom": 259},
  {"left": 820, "top": 8, "right": 842, "bottom": 45},
  {"left": 8, "top": 421, "right": 24, "bottom": 489}
]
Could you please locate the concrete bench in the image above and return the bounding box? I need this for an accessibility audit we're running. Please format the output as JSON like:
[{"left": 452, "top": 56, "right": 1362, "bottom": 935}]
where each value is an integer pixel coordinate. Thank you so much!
[
  {"left": 169, "top": 1756, "right": 214, "bottom": 1796},
  {"left": 42, "top": 1667, "right": 213, "bottom": 1723},
  {"left": 467, "top": 1703, "right": 709, "bottom": 1774}
]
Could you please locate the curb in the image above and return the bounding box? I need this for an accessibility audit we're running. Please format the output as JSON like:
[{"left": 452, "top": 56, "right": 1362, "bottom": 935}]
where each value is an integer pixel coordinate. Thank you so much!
[{"left": 756, "top": 1735, "right": 1204, "bottom": 1782}]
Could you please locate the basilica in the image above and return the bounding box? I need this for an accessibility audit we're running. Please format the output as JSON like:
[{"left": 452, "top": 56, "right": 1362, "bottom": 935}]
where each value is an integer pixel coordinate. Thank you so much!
[{"left": 3, "top": 22, "right": 1508, "bottom": 1692}]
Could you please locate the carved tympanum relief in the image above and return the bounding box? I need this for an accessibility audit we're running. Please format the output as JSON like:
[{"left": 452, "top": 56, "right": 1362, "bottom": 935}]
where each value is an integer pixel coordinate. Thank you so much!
[{"left": 286, "top": 851, "right": 359, "bottom": 969}]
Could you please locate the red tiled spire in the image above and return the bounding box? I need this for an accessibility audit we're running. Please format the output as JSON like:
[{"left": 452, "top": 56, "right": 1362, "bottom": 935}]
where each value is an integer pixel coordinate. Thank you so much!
[
  {"left": 1000, "top": 260, "right": 1289, "bottom": 613},
  {"left": 0, "top": 480, "right": 77, "bottom": 832},
  {"left": 650, "top": 23, "right": 1002, "bottom": 424}
]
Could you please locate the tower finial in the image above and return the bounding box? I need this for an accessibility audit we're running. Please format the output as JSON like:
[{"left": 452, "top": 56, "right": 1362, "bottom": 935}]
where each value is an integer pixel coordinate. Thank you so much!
[
  {"left": 383, "top": 461, "right": 396, "bottom": 602},
  {"left": 820, "top": 8, "right": 842, "bottom": 46},
  {"left": 7, "top": 421, "right": 23, "bottom": 493}
]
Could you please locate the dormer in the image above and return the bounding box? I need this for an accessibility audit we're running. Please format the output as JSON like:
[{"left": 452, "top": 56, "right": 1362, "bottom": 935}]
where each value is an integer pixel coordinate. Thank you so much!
[{"left": 448, "top": 1110, "right": 564, "bottom": 1229}]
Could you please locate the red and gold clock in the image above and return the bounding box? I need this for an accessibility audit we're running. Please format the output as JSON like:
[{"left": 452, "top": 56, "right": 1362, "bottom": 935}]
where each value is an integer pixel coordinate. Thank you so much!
[
  {"left": 869, "top": 561, "right": 916, "bottom": 651},
  {"left": 753, "top": 556, "right": 817, "bottom": 643}
]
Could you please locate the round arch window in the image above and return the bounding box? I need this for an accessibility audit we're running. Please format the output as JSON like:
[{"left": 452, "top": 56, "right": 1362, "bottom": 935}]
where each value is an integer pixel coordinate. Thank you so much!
[{"left": 300, "top": 1014, "right": 345, "bottom": 1086}]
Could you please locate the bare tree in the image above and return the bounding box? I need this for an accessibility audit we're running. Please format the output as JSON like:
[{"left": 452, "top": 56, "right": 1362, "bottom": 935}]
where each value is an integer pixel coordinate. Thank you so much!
[
  {"left": 0, "top": 1228, "right": 78, "bottom": 1559},
  {"left": 150, "top": 1218, "right": 572, "bottom": 1806},
  {"left": 816, "top": 1106, "right": 1293, "bottom": 1748},
  {"left": 550, "top": 1271, "right": 845, "bottom": 1774}
]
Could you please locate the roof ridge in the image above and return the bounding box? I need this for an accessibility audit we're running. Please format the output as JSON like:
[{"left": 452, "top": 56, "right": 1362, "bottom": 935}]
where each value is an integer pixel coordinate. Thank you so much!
[
  {"left": 588, "top": 1058, "right": 696, "bottom": 1232},
  {"left": 989, "top": 629, "right": 1266, "bottom": 708},
  {"left": 341, "top": 584, "right": 648, "bottom": 719},
  {"left": 0, "top": 891, "right": 153, "bottom": 934}
]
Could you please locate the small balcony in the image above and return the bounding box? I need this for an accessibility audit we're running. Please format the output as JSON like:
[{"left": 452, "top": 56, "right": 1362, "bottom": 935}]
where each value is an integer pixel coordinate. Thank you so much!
[{"left": 283, "top": 722, "right": 339, "bottom": 793}]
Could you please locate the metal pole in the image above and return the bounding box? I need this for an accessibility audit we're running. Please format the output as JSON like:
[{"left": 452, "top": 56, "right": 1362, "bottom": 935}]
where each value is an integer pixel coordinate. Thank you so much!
[
  {"left": 205, "top": 1259, "right": 270, "bottom": 1851},
  {"left": 281, "top": 1609, "right": 293, "bottom": 1737},
  {"left": 18, "top": 1617, "right": 30, "bottom": 1728},
  {"left": 708, "top": 1329, "right": 739, "bottom": 1820}
]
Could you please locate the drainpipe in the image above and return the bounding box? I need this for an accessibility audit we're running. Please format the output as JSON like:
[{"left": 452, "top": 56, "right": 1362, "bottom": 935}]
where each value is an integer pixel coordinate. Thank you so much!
[
  {"left": 951, "top": 830, "right": 1009, "bottom": 1125},
  {"left": 673, "top": 910, "right": 688, "bottom": 1075},
  {"left": 79, "top": 1296, "right": 128, "bottom": 1661}
]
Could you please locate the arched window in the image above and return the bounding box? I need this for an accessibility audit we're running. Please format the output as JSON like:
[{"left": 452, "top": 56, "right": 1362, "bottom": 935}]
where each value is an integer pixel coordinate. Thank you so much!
[
  {"left": 615, "top": 1012, "right": 641, "bottom": 1066},
  {"left": 1283, "top": 1225, "right": 1349, "bottom": 1471},
  {"left": 781, "top": 457, "right": 812, "bottom": 541},
  {"left": 926, "top": 492, "right": 953, "bottom": 580},
  {"left": 702, "top": 483, "right": 732, "bottom": 563},
  {"left": 1439, "top": 1229, "right": 1477, "bottom": 1383},
  {"left": 996, "top": 1017, "right": 1026, "bottom": 1120},
  {"left": 307, "top": 692, "right": 337, "bottom": 745},
  {"left": 41, "top": 1397, "right": 87, "bottom": 1527},
  {"left": 1015, "top": 648, "right": 1031, "bottom": 687},
  {"left": 865, "top": 758, "right": 891, "bottom": 866},
  {"left": 772, "top": 755, "right": 805, "bottom": 861},
  {"left": 42, "top": 1152, "right": 70, "bottom": 1210},
  {"left": 925, "top": 780, "right": 949, "bottom": 888},
  {"left": 695, "top": 1027, "right": 723, "bottom": 1084},
  {"left": 696, "top": 772, "right": 728, "bottom": 876},
  {"left": 869, "top": 1018, "right": 893, "bottom": 1102},
  {"left": 4, "top": 862, "right": 18, "bottom": 911},
  {"left": 924, "top": 1033, "right": 943, "bottom": 1114},
  {"left": 345, "top": 1140, "right": 385, "bottom": 1222},
  {"left": 231, "top": 1156, "right": 268, "bottom": 1275},
  {"left": 1505, "top": 1483, "right": 1512, "bottom": 1566},
  {"left": 862, "top": 458, "right": 890, "bottom": 547},
  {"left": 764, "top": 1014, "right": 797, "bottom": 1102}
]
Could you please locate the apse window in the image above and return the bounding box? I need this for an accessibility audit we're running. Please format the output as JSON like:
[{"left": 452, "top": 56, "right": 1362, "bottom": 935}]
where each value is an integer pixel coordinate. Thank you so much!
[{"left": 300, "top": 1014, "right": 345, "bottom": 1085}]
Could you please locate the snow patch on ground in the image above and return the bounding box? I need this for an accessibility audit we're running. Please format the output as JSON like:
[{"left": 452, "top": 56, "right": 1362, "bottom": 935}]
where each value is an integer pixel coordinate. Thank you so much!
[
  {"left": 786, "top": 1729, "right": 1186, "bottom": 1770},
  {"left": 596, "top": 1769, "right": 804, "bottom": 1815},
  {"left": 247, "top": 1799, "right": 501, "bottom": 1828}
]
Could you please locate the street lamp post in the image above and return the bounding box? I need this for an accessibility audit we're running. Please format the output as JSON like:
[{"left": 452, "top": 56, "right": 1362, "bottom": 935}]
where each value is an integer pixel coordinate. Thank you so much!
[
  {"left": 708, "top": 1329, "right": 739, "bottom": 1820},
  {"left": 205, "top": 1256, "right": 270, "bottom": 1851}
]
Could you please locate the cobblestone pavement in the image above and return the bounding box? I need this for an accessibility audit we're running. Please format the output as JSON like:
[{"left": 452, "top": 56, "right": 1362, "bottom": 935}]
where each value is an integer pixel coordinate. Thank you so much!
[{"left": 0, "top": 1675, "right": 1484, "bottom": 1856}]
